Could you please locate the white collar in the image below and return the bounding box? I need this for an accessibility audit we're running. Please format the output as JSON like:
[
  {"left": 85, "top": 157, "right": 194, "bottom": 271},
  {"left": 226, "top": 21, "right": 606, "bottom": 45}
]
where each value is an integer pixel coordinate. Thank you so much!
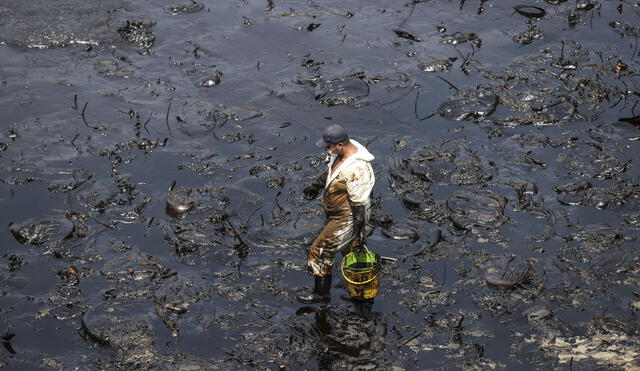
[{"left": 326, "top": 147, "right": 358, "bottom": 186}]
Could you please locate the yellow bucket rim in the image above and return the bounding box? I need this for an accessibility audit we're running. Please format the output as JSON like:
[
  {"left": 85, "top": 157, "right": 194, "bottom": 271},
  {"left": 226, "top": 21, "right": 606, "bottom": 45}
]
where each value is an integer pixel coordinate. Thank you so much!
[{"left": 341, "top": 251, "right": 381, "bottom": 285}]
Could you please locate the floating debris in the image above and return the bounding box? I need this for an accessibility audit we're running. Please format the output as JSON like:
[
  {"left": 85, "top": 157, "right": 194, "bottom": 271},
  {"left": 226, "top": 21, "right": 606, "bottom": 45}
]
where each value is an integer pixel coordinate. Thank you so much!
[
  {"left": 554, "top": 179, "right": 592, "bottom": 206},
  {"left": 393, "top": 29, "right": 422, "bottom": 42},
  {"left": 82, "top": 303, "right": 157, "bottom": 368},
  {"left": 417, "top": 57, "right": 454, "bottom": 72},
  {"left": 198, "top": 74, "right": 221, "bottom": 87},
  {"left": 222, "top": 105, "right": 263, "bottom": 121},
  {"left": 9, "top": 216, "right": 74, "bottom": 246},
  {"left": 484, "top": 256, "right": 533, "bottom": 290},
  {"left": 167, "top": 1, "right": 205, "bottom": 15},
  {"left": 154, "top": 277, "right": 204, "bottom": 337},
  {"left": 380, "top": 225, "right": 419, "bottom": 242},
  {"left": 314, "top": 76, "right": 369, "bottom": 106},
  {"left": 439, "top": 88, "right": 498, "bottom": 122},
  {"left": 614, "top": 60, "right": 629, "bottom": 75},
  {"left": 513, "top": 5, "right": 546, "bottom": 19},
  {"left": 619, "top": 115, "right": 640, "bottom": 127},
  {"left": 5, "top": 254, "right": 27, "bottom": 272},
  {"left": 166, "top": 186, "right": 196, "bottom": 218},
  {"left": 442, "top": 32, "right": 481, "bottom": 48},
  {"left": 446, "top": 190, "right": 508, "bottom": 232},
  {"left": 100, "top": 250, "right": 174, "bottom": 300},
  {"left": 1, "top": 333, "right": 16, "bottom": 355},
  {"left": 0, "top": 0, "right": 118, "bottom": 48},
  {"left": 67, "top": 265, "right": 81, "bottom": 284},
  {"left": 484, "top": 275, "right": 516, "bottom": 289},
  {"left": 512, "top": 21, "right": 545, "bottom": 45},
  {"left": 451, "top": 163, "right": 492, "bottom": 185},
  {"left": 118, "top": 19, "right": 156, "bottom": 53},
  {"left": 539, "top": 334, "right": 640, "bottom": 369}
]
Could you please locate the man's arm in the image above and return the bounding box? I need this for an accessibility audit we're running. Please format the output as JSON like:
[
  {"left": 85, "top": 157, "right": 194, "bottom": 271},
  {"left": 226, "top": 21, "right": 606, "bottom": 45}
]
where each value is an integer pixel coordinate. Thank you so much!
[
  {"left": 303, "top": 170, "right": 327, "bottom": 200},
  {"left": 346, "top": 162, "right": 375, "bottom": 247},
  {"left": 351, "top": 204, "right": 367, "bottom": 246}
]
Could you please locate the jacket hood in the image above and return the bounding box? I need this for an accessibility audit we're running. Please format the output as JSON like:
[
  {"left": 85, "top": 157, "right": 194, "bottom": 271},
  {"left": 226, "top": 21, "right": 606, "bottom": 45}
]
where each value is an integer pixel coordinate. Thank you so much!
[{"left": 351, "top": 139, "right": 375, "bottom": 162}]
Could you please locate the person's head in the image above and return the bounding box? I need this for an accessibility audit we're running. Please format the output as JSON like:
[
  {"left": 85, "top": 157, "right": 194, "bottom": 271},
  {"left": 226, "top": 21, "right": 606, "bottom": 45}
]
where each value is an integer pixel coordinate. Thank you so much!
[
  {"left": 325, "top": 138, "right": 350, "bottom": 157},
  {"left": 316, "top": 124, "right": 349, "bottom": 156}
]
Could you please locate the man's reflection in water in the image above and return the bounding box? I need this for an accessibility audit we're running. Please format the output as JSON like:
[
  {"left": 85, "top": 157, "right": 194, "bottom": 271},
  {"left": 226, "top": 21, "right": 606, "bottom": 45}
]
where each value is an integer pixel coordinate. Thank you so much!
[{"left": 296, "top": 302, "right": 389, "bottom": 370}]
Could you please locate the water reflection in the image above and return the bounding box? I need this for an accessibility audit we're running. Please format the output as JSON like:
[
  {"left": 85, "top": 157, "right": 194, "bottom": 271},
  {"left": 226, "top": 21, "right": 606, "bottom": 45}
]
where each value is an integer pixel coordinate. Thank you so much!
[{"left": 296, "top": 302, "right": 389, "bottom": 370}]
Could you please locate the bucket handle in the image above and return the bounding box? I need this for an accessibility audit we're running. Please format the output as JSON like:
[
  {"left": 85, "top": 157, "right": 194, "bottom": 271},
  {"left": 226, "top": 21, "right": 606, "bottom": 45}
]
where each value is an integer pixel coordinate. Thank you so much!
[{"left": 341, "top": 263, "right": 378, "bottom": 285}]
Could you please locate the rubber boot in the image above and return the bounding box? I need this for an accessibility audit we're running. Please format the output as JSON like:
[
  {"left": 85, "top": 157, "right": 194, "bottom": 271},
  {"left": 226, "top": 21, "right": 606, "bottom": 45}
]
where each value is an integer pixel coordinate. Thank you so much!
[
  {"left": 320, "top": 274, "right": 332, "bottom": 298},
  {"left": 297, "top": 275, "right": 332, "bottom": 304}
]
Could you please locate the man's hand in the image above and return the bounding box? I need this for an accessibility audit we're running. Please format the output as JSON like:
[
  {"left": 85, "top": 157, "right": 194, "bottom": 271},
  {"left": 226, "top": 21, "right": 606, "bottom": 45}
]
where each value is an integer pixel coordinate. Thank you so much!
[
  {"left": 351, "top": 204, "right": 367, "bottom": 246},
  {"left": 303, "top": 170, "right": 328, "bottom": 201},
  {"left": 303, "top": 184, "right": 321, "bottom": 200}
]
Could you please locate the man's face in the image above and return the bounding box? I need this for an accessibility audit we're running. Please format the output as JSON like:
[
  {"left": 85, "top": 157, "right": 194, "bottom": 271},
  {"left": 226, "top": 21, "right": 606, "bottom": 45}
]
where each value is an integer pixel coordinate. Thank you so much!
[{"left": 326, "top": 143, "right": 343, "bottom": 157}]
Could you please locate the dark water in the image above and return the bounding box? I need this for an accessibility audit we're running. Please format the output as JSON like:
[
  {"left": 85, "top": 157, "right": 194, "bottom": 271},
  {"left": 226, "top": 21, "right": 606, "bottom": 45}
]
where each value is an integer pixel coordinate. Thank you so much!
[{"left": 1, "top": 0, "right": 639, "bottom": 369}]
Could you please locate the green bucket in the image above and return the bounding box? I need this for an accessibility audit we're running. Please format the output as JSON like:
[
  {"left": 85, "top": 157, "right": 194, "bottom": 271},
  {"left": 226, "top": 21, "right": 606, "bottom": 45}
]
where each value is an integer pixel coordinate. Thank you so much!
[{"left": 341, "top": 251, "right": 381, "bottom": 300}]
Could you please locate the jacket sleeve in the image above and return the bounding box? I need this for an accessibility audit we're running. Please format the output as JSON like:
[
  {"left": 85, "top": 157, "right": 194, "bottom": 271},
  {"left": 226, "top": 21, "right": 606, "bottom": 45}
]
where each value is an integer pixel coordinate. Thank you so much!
[{"left": 346, "top": 161, "right": 375, "bottom": 206}]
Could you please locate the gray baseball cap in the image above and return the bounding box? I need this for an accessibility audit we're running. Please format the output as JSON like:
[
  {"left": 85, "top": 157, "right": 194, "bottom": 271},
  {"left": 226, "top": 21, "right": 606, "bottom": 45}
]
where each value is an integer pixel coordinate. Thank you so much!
[{"left": 315, "top": 124, "right": 349, "bottom": 147}]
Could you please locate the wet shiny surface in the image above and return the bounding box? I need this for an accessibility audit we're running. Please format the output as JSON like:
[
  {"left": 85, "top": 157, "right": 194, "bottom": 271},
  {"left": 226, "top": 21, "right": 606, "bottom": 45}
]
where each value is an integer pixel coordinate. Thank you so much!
[{"left": 1, "top": 0, "right": 639, "bottom": 369}]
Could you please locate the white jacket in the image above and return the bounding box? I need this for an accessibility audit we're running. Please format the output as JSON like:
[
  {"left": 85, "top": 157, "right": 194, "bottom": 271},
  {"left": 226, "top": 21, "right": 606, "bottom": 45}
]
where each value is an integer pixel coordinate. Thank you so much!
[{"left": 325, "top": 139, "right": 375, "bottom": 207}]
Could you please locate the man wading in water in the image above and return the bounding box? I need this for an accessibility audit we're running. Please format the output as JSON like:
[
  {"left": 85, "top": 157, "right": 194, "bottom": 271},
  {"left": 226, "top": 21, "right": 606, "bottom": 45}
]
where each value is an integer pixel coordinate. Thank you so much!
[{"left": 297, "top": 124, "right": 375, "bottom": 304}]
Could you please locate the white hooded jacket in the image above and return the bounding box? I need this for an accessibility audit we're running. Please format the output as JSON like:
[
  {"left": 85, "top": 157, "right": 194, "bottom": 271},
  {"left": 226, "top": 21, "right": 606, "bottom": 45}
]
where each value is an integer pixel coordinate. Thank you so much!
[{"left": 324, "top": 139, "right": 375, "bottom": 208}]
